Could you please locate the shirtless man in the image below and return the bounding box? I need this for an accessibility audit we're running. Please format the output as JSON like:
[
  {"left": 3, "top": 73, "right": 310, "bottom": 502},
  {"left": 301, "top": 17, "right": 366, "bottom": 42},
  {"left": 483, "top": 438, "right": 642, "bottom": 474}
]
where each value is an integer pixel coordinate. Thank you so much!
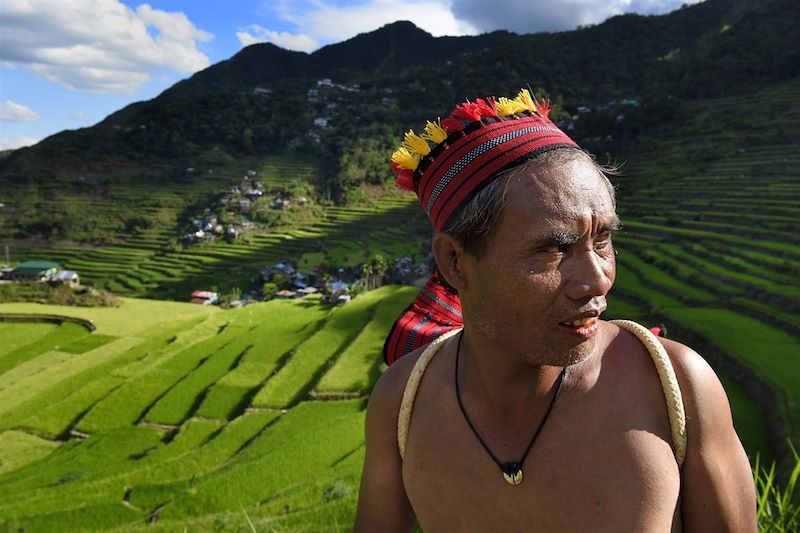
[{"left": 354, "top": 91, "right": 757, "bottom": 531}]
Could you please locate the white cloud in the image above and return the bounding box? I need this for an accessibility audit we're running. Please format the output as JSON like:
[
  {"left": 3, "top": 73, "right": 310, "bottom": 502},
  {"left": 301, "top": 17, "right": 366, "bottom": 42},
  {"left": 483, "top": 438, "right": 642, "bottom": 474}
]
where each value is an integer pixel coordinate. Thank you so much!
[
  {"left": 243, "top": 0, "right": 478, "bottom": 52},
  {"left": 0, "top": 0, "right": 214, "bottom": 93},
  {"left": 1, "top": 136, "right": 39, "bottom": 150},
  {"left": 0, "top": 100, "right": 39, "bottom": 122},
  {"left": 237, "top": 25, "right": 319, "bottom": 52},
  {"left": 245, "top": 0, "right": 699, "bottom": 54},
  {"left": 450, "top": 0, "right": 704, "bottom": 34}
]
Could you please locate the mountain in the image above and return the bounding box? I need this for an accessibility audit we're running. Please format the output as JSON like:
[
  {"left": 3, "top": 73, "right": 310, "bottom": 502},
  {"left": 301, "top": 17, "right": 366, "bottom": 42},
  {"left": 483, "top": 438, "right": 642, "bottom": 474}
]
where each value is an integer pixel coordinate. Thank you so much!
[
  {"left": 0, "top": 0, "right": 797, "bottom": 235},
  {"left": 167, "top": 20, "right": 511, "bottom": 98},
  {"left": 105, "top": 21, "right": 514, "bottom": 123}
]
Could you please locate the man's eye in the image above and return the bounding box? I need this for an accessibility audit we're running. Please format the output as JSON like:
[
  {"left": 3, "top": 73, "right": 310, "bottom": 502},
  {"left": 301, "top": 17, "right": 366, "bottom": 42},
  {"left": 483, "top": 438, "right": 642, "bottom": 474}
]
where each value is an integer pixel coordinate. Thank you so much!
[
  {"left": 595, "top": 232, "right": 612, "bottom": 249},
  {"left": 537, "top": 243, "right": 568, "bottom": 256}
]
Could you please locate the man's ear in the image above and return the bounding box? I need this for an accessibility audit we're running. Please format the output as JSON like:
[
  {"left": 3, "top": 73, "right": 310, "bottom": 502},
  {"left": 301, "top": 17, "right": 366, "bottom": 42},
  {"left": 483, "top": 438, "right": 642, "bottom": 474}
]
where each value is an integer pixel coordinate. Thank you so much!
[{"left": 432, "top": 232, "right": 469, "bottom": 291}]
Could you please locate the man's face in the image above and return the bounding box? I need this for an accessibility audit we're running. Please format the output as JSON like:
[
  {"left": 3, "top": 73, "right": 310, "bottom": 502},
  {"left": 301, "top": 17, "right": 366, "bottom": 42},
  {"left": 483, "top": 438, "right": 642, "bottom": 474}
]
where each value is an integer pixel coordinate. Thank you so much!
[{"left": 459, "top": 155, "right": 618, "bottom": 367}]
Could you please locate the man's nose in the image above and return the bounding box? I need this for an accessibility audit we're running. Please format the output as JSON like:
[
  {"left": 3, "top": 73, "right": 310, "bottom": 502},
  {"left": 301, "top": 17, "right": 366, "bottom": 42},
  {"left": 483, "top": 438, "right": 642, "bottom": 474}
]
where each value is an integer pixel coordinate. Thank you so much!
[{"left": 564, "top": 251, "right": 614, "bottom": 301}]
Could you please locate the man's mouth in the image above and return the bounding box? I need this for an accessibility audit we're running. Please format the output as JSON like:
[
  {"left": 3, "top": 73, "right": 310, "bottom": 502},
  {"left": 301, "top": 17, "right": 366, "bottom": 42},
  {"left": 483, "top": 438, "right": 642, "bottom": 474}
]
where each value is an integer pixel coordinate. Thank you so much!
[
  {"left": 563, "top": 317, "right": 596, "bottom": 327},
  {"left": 558, "top": 315, "right": 601, "bottom": 338}
]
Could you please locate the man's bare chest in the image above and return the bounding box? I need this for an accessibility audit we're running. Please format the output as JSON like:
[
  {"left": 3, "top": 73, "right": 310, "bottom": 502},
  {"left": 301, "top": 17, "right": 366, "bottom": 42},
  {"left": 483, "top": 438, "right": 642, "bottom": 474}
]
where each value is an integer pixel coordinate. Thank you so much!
[{"left": 402, "top": 373, "right": 681, "bottom": 531}]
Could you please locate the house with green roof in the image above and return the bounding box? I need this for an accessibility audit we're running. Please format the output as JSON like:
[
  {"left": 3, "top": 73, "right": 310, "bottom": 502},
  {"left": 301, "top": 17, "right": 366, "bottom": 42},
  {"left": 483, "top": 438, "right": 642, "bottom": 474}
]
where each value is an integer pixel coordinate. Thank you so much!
[{"left": 12, "top": 260, "right": 60, "bottom": 282}]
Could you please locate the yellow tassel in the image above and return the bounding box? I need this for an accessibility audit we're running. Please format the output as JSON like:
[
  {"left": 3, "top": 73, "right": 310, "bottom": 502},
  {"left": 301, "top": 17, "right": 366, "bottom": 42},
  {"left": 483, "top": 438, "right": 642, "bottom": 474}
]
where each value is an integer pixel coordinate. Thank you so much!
[
  {"left": 391, "top": 146, "right": 420, "bottom": 170},
  {"left": 402, "top": 130, "right": 431, "bottom": 156},
  {"left": 497, "top": 96, "right": 526, "bottom": 116},
  {"left": 422, "top": 120, "right": 447, "bottom": 144},
  {"left": 515, "top": 88, "right": 537, "bottom": 113}
]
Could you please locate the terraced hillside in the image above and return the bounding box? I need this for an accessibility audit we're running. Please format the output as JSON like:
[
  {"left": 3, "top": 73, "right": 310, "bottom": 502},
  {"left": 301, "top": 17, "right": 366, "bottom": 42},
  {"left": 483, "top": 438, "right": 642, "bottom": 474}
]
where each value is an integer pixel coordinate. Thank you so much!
[
  {"left": 10, "top": 156, "right": 430, "bottom": 301},
  {"left": 605, "top": 79, "right": 800, "bottom": 465},
  {"left": 0, "top": 285, "right": 418, "bottom": 531}
]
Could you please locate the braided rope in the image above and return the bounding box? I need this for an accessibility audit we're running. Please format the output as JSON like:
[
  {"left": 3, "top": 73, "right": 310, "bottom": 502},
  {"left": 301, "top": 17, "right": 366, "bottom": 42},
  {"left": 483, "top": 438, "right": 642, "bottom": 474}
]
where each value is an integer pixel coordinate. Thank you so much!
[
  {"left": 396, "top": 321, "right": 686, "bottom": 467},
  {"left": 611, "top": 319, "right": 687, "bottom": 467},
  {"left": 397, "top": 328, "right": 461, "bottom": 461}
]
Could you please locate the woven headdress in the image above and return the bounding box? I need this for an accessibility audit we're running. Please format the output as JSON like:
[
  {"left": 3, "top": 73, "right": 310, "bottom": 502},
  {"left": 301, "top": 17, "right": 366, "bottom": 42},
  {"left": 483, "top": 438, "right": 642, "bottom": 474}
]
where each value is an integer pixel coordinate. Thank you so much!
[{"left": 384, "top": 89, "right": 579, "bottom": 365}]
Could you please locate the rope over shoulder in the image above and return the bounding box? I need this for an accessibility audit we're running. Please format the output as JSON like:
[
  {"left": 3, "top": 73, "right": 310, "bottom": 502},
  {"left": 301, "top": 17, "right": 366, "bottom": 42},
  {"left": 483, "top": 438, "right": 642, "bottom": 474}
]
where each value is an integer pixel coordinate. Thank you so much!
[
  {"left": 610, "top": 319, "right": 687, "bottom": 467},
  {"left": 397, "top": 328, "right": 461, "bottom": 461},
  {"left": 396, "top": 321, "right": 687, "bottom": 467}
]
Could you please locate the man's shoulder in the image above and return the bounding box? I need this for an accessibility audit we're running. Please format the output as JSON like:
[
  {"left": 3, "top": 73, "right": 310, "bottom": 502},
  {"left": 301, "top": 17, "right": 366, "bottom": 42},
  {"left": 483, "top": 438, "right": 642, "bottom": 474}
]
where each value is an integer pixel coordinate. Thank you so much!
[
  {"left": 605, "top": 321, "right": 714, "bottom": 384},
  {"left": 655, "top": 336, "right": 731, "bottom": 420},
  {"left": 368, "top": 344, "right": 429, "bottom": 418},
  {"left": 608, "top": 322, "right": 721, "bottom": 398}
]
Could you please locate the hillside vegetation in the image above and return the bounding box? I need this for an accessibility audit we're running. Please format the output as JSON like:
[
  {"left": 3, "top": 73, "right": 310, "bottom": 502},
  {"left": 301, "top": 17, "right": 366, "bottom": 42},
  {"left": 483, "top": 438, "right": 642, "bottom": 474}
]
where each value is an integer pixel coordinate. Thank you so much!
[{"left": 0, "top": 287, "right": 417, "bottom": 530}]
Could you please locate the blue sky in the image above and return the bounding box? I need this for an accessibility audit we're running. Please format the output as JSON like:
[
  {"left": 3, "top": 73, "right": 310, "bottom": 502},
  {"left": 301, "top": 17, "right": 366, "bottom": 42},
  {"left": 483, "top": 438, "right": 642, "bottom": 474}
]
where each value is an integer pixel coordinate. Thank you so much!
[{"left": 0, "top": 0, "right": 701, "bottom": 150}]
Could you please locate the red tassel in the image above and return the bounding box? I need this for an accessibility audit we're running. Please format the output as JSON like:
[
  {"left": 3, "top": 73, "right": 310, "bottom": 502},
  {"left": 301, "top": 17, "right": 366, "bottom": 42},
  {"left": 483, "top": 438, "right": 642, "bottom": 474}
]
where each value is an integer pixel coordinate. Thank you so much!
[
  {"left": 393, "top": 166, "right": 415, "bottom": 191},
  {"left": 537, "top": 97, "right": 552, "bottom": 117},
  {"left": 441, "top": 116, "right": 464, "bottom": 133},
  {"left": 451, "top": 101, "right": 483, "bottom": 122},
  {"left": 475, "top": 97, "right": 497, "bottom": 118}
]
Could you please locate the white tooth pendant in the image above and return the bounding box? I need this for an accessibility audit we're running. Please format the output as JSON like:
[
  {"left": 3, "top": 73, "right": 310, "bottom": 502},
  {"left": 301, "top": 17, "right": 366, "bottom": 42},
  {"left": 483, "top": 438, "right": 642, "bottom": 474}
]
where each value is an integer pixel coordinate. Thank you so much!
[{"left": 502, "top": 463, "right": 523, "bottom": 485}]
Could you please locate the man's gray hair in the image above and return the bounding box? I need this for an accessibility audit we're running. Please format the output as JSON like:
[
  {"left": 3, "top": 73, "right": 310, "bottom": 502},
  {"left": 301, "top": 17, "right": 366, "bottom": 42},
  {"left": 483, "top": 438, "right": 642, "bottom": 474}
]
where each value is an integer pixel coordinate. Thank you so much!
[{"left": 441, "top": 147, "right": 618, "bottom": 259}]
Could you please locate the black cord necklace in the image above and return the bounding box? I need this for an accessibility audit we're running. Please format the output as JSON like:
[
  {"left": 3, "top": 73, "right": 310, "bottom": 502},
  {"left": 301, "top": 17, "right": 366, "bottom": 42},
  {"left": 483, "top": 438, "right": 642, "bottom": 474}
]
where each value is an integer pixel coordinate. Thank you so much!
[{"left": 454, "top": 332, "right": 567, "bottom": 486}]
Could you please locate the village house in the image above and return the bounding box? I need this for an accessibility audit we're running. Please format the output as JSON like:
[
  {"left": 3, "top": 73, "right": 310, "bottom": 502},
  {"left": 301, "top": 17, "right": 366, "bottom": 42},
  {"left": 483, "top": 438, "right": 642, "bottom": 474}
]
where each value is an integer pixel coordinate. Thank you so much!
[
  {"left": 297, "top": 287, "right": 319, "bottom": 297},
  {"left": 51, "top": 270, "right": 80, "bottom": 288},
  {"left": 190, "top": 290, "right": 218, "bottom": 305},
  {"left": 11, "top": 260, "right": 60, "bottom": 282},
  {"left": 261, "top": 260, "right": 296, "bottom": 281},
  {"left": 274, "top": 289, "right": 298, "bottom": 299}
]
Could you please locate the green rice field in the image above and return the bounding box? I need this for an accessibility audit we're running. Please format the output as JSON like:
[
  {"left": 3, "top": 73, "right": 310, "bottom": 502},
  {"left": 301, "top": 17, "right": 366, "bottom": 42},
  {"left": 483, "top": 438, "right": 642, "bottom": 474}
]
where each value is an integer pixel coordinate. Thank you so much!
[{"left": 0, "top": 286, "right": 416, "bottom": 531}]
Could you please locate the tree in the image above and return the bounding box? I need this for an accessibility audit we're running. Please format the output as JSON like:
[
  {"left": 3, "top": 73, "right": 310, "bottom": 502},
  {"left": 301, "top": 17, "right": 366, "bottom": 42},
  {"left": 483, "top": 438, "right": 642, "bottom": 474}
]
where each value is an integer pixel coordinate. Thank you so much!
[{"left": 361, "top": 254, "right": 388, "bottom": 290}]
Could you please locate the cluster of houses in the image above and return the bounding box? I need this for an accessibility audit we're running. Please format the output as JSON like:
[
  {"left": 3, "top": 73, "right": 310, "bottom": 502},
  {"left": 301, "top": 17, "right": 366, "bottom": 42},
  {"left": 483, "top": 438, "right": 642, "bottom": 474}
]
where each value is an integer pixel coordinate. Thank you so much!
[
  {"left": 261, "top": 259, "right": 342, "bottom": 303},
  {"left": 557, "top": 97, "right": 642, "bottom": 139},
  {"left": 190, "top": 255, "right": 433, "bottom": 307},
  {"left": 183, "top": 213, "right": 232, "bottom": 243},
  {"left": 254, "top": 78, "right": 363, "bottom": 144},
  {"left": 182, "top": 170, "right": 309, "bottom": 245},
  {"left": 305, "top": 78, "right": 365, "bottom": 143},
  {"left": 0, "top": 260, "right": 80, "bottom": 287}
]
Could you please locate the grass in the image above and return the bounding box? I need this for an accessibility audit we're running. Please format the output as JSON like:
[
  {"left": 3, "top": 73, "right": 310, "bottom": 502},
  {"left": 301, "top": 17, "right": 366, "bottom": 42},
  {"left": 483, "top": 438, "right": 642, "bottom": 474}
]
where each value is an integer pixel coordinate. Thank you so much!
[
  {"left": 315, "top": 285, "right": 417, "bottom": 395},
  {"left": 0, "top": 297, "right": 218, "bottom": 337},
  {"left": 666, "top": 308, "right": 800, "bottom": 434},
  {"left": 143, "top": 328, "right": 254, "bottom": 425},
  {"left": 0, "top": 323, "right": 57, "bottom": 358},
  {"left": 754, "top": 448, "right": 800, "bottom": 533},
  {"left": 250, "top": 288, "right": 395, "bottom": 409},
  {"left": 0, "top": 431, "right": 61, "bottom": 475},
  {"left": 0, "top": 289, "right": 400, "bottom": 530},
  {"left": 0, "top": 322, "right": 87, "bottom": 375}
]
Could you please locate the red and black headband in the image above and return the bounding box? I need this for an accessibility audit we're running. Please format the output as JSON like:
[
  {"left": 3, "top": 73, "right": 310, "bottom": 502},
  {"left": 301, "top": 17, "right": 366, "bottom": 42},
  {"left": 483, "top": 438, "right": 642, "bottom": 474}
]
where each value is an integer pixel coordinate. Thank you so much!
[
  {"left": 384, "top": 89, "right": 579, "bottom": 365},
  {"left": 391, "top": 89, "right": 578, "bottom": 231}
]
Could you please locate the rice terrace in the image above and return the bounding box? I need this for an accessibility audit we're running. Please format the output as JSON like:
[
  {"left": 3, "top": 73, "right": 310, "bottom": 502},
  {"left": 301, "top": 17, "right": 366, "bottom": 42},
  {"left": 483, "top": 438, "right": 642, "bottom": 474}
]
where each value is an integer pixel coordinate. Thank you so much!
[{"left": 1, "top": 0, "right": 799, "bottom": 530}]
